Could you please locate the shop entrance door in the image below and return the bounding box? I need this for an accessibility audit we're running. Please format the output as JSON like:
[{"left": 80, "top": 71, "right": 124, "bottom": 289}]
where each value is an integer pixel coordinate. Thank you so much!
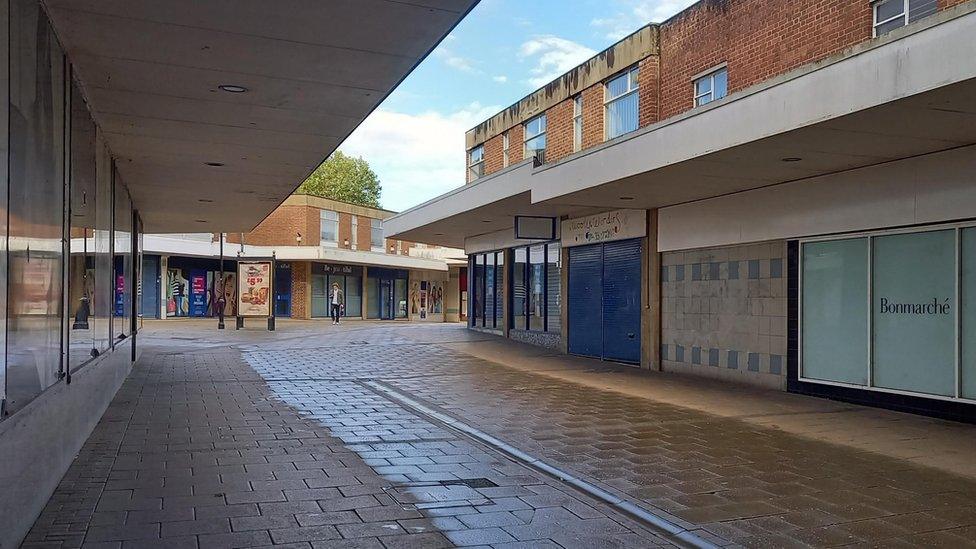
[
  {"left": 379, "top": 279, "right": 395, "bottom": 320},
  {"left": 567, "top": 238, "right": 642, "bottom": 364}
]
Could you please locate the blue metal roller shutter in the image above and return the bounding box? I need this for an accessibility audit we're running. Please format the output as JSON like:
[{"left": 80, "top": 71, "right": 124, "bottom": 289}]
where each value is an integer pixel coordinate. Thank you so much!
[
  {"left": 602, "top": 239, "right": 642, "bottom": 364},
  {"left": 568, "top": 244, "right": 603, "bottom": 358}
]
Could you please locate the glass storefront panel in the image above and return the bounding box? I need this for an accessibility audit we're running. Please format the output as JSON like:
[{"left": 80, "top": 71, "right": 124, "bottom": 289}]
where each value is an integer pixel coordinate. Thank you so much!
[
  {"left": 512, "top": 248, "right": 527, "bottom": 329},
  {"left": 486, "top": 253, "right": 496, "bottom": 328},
  {"left": 873, "top": 230, "right": 956, "bottom": 397},
  {"left": 546, "top": 242, "right": 561, "bottom": 332},
  {"left": 93, "top": 146, "right": 112, "bottom": 351},
  {"left": 345, "top": 275, "right": 362, "bottom": 317},
  {"left": 68, "top": 80, "right": 97, "bottom": 370},
  {"left": 962, "top": 228, "right": 976, "bottom": 399},
  {"left": 494, "top": 252, "right": 504, "bottom": 325},
  {"left": 395, "top": 278, "right": 408, "bottom": 318},
  {"left": 366, "top": 276, "right": 379, "bottom": 319},
  {"left": 801, "top": 238, "right": 869, "bottom": 385},
  {"left": 114, "top": 177, "right": 132, "bottom": 338},
  {"left": 311, "top": 274, "right": 328, "bottom": 317},
  {"left": 6, "top": 0, "right": 66, "bottom": 412},
  {"left": 528, "top": 245, "right": 545, "bottom": 331},
  {"left": 473, "top": 255, "right": 484, "bottom": 326}
]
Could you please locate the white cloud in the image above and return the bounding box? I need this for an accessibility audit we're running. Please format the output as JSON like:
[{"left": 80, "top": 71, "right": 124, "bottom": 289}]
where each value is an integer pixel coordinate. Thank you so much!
[
  {"left": 518, "top": 36, "right": 596, "bottom": 88},
  {"left": 432, "top": 34, "right": 480, "bottom": 74},
  {"left": 492, "top": 75, "right": 508, "bottom": 83},
  {"left": 338, "top": 103, "right": 501, "bottom": 212},
  {"left": 592, "top": 0, "right": 698, "bottom": 40}
]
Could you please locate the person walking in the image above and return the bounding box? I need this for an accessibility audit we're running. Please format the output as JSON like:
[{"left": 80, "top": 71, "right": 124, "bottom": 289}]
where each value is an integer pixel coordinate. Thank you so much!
[{"left": 330, "top": 282, "right": 344, "bottom": 325}]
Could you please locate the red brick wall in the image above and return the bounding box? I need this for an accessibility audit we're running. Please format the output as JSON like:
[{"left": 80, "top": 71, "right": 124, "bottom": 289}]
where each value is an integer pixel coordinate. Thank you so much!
[
  {"left": 658, "top": 0, "right": 872, "bottom": 119},
  {"left": 290, "top": 261, "right": 310, "bottom": 319},
  {"left": 356, "top": 217, "right": 372, "bottom": 251},
  {"left": 545, "top": 98, "right": 575, "bottom": 164},
  {"left": 227, "top": 205, "right": 319, "bottom": 246},
  {"left": 941, "top": 0, "right": 970, "bottom": 8},
  {"left": 580, "top": 85, "right": 604, "bottom": 150},
  {"left": 508, "top": 124, "right": 524, "bottom": 165},
  {"left": 638, "top": 55, "right": 660, "bottom": 127},
  {"left": 483, "top": 134, "right": 504, "bottom": 178}
]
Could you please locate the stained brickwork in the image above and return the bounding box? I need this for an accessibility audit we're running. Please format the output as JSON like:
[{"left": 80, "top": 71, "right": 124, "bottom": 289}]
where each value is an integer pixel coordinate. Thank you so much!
[
  {"left": 661, "top": 241, "right": 787, "bottom": 390},
  {"left": 465, "top": 0, "right": 972, "bottom": 170},
  {"left": 227, "top": 205, "right": 319, "bottom": 247},
  {"left": 545, "top": 97, "right": 575, "bottom": 164}
]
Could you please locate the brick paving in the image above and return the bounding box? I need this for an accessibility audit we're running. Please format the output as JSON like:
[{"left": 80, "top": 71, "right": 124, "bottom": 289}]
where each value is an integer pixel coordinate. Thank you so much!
[{"left": 23, "top": 326, "right": 671, "bottom": 549}]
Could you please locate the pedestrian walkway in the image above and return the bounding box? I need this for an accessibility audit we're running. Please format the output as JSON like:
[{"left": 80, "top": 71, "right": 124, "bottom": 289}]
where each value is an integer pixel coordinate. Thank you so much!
[
  {"left": 23, "top": 320, "right": 976, "bottom": 548},
  {"left": 22, "top": 322, "right": 672, "bottom": 549}
]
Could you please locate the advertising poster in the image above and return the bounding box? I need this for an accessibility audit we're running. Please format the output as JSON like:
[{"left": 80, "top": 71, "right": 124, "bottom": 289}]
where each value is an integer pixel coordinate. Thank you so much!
[
  {"left": 189, "top": 270, "right": 208, "bottom": 317},
  {"left": 114, "top": 271, "right": 125, "bottom": 317},
  {"left": 238, "top": 261, "right": 272, "bottom": 317}
]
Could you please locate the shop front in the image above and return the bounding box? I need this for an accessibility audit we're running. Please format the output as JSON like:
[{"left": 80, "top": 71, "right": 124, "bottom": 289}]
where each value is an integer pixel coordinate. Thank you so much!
[
  {"left": 367, "top": 267, "right": 408, "bottom": 320},
  {"left": 564, "top": 210, "right": 646, "bottom": 365},
  {"left": 794, "top": 222, "right": 976, "bottom": 415},
  {"left": 409, "top": 270, "right": 449, "bottom": 321},
  {"left": 311, "top": 263, "right": 363, "bottom": 318},
  {"left": 164, "top": 256, "right": 237, "bottom": 319}
]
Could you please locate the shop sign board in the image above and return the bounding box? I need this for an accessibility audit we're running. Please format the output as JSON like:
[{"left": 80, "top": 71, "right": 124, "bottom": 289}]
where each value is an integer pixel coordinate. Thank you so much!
[
  {"left": 189, "top": 269, "right": 208, "bottom": 317},
  {"left": 313, "top": 263, "right": 359, "bottom": 275},
  {"left": 238, "top": 261, "right": 272, "bottom": 317},
  {"left": 561, "top": 209, "right": 646, "bottom": 248}
]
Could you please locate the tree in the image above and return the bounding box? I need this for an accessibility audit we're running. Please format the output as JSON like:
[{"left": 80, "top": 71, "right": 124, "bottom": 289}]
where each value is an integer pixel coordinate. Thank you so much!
[{"left": 296, "top": 151, "right": 382, "bottom": 208}]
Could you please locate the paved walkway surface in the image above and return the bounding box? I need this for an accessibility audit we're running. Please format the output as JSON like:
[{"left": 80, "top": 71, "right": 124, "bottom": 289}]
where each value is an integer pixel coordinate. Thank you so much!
[{"left": 23, "top": 320, "right": 976, "bottom": 548}]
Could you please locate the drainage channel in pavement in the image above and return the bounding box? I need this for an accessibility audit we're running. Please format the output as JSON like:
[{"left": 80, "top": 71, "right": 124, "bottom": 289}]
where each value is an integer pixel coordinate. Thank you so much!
[
  {"left": 250, "top": 369, "right": 686, "bottom": 547},
  {"left": 364, "top": 380, "right": 723, "bottom": 549}
]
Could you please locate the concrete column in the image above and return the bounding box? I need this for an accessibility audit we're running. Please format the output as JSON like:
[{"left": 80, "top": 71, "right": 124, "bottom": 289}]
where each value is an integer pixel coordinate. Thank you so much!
[{"left": 641, "top": 209, "right": 661, "bottom": 370}]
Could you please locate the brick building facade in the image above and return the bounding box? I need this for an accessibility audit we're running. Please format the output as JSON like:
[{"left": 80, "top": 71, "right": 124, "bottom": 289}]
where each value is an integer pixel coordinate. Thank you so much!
[{"left": 465, "top": 0, "right": 967, "bottom": 181}]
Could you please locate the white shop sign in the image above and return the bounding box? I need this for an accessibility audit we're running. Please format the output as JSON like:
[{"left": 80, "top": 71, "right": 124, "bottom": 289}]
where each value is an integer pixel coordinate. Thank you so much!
[{"left": 562, "top": 209, "right": 646, "bottom": 248}]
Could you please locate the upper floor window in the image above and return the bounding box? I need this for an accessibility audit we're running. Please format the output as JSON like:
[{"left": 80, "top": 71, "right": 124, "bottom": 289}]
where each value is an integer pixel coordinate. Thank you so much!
[
  {"left": 468, "top": 145, "right": 484, "bottom": 181},
  {"left": 320, "top": 210, "right": 338, "bottom": 247},
  {"left": 693, "top": 66, "right": 728, "bottom": 108},
  {"left": 502, "top": 132, "right": 510, "bottom": 168},
  {"left": 873, "top": 0, "right": 936, "bottom": 36},
  {"left": 605, "top": 67, "right": 639, "bottom": 140},
  {"left": 524, "top": 114, "right": 547, "bottom": 164},
  {"left": 370, "top": 218, "right": 384, "bottom": 252},
  {"left": 573, "top": 95, "right": 583, "bottom": 152}
]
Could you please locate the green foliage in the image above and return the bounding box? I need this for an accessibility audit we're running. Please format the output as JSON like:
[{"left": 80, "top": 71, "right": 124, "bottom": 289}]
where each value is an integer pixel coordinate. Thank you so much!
[{"left": 296, "top": 151, "right": 382, "bottom": 208}]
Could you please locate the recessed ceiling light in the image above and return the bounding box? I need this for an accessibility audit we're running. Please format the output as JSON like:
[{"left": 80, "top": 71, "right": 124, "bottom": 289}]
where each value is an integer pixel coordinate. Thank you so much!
[
  {"left": 434, "top": 233, "right": 445, "bottom": 236},
  {"left": 205, "top": 162, "right": 224, "bottom": 167},
  {"left": 195, "top": 219, "right": 207, "bottom": 223},
  {"left": 619, "top": 196, "right": 635, "bottom": 200},
  {"left": 198, "top": 199, "right": 214, "bottom": 203},
  {"left": 781, "top": 157, "right": 802, "bottom": 162},
  {"left": 482, "top": 219, "right": 492, "bottom": 223},
  {"left": 218, "top": 84, "right": 248, "bottom": 93}
]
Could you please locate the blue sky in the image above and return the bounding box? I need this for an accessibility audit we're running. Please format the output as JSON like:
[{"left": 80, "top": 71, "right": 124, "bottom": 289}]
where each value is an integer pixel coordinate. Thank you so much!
[{"left": 339, "top": 0, "right": 698, "bottom": 212}]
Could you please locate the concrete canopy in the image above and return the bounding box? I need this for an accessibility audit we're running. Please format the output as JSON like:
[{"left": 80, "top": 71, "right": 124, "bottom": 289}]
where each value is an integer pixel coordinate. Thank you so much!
[
  {"left": 45, "top": 0, "right": 478, "bottom": 232},
  {"left": 385, "top": 6, "right": 976, "bottom": 249}
]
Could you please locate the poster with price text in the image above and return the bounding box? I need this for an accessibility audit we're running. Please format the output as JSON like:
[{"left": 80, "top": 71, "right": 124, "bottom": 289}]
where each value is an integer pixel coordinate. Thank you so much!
[{"left": 237, "top": 261, "right": 272, "bottom": 317}]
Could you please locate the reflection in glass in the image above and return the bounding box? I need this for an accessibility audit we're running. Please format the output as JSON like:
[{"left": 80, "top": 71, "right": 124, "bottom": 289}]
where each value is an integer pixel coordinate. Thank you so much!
[
  {"left": 512, "top": 248, "right": 527, "bottom": 330},
  {"left": 114, "top": 175, "right": 132, "bottom": 338},
  {"left": 493, "top": 252, "right": 504, "bottom": 325},
  {"left": 546, "top": 242, "right": 561, "bottom": 332},
  {"left": 93, "top": 140, "right": 112, "bottom": 353},
  {"left": 801, "top": 238, "right": 869, "bottom": 385},
  {"left": 6, "top": 1, "right": 66, "bottom": 412},
  {"left": 68, "top": 80, "right": 97, "bottom": 370},
  {"left": 528, "top": 245, "right": 545, "bottom": 331}
]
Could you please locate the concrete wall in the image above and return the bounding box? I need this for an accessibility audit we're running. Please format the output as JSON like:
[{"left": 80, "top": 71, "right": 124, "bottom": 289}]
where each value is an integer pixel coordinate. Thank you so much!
[
  {"left": 0, "top": 341, "right": 135, "bottom": 549},
  {"left": 661, "top": 241, "right": 786, "bottom": 389},
  {"left": 658, "top": 145, "right": 976, "bottom": 251}
]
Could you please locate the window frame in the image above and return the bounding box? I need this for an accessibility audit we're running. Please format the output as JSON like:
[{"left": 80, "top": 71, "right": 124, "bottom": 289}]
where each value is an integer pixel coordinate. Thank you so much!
[
  {"left": 693, "top": 65, "right": 728, "bottom": 108},
  {"left": 319, "top": 209, "right": 339, "bottom": 247},
  {"left": 523, "top": 114, "right": 547, "bottom": 164},
  {"left": 370, "top": 218, "right": 384, "bottom": 252},
  {"left": 468, "top": 144, "right": 485, "bottom": 181},
  {"left": 603, "top": 66, "right": 640, "bottom": 140},
  {"left": 872, "top": 0, "right": 908, "bottom": 36},
  {"left": 509, "top": 240, "right": 560, "bottom": 333},
  {"left": 572, "top": 94, "right": 583, "bottom": 152}
]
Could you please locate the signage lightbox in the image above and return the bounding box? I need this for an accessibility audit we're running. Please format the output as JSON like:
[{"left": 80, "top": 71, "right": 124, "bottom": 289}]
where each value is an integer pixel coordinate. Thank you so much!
[{"left": 237, "top": 261, "right": 272, "bottom": 317}]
